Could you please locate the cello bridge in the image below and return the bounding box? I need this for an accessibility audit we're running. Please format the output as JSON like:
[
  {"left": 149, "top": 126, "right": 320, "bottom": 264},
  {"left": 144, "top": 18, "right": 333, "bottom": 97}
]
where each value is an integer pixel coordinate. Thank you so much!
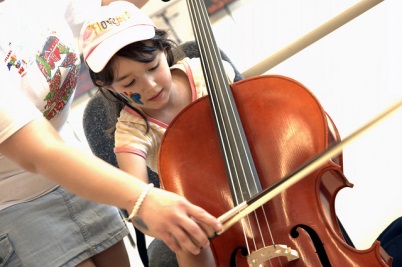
[{"left": 247, "top": 244, "right": 299, "bottom": 266}]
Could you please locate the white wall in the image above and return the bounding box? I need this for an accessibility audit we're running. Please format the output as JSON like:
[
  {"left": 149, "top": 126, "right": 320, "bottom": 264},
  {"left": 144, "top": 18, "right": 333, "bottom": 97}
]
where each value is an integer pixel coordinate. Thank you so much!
[{"left": 144, "top": 0, "right": 402, "bottom": 250}]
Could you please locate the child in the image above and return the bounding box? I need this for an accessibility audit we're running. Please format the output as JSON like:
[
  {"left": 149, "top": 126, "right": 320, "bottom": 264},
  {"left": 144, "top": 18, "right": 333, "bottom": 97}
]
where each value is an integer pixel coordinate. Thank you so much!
[{"left": 80, "top": 1, "right": 235, "bottom": 266}]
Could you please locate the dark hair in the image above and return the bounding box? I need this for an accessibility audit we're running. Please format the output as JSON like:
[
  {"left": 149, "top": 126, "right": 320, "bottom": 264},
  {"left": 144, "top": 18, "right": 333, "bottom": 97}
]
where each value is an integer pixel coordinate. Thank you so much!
[{"left": 88, "top": 29, "right": 183, "bottom": 135}]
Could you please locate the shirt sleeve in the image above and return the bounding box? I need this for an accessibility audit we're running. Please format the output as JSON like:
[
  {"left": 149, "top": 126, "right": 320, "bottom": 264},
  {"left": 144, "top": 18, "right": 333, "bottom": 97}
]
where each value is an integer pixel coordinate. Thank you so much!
[
  {"left": 0, "top": 66, "right": 42, "bottom": 144},
  {"left": 114, "top": 109, "right": 152, "bottom": 159}
]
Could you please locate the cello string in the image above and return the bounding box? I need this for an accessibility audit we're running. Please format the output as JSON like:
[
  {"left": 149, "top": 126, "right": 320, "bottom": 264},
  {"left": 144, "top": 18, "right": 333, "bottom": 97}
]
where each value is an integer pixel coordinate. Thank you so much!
[
  {"left": 194, "top": 3, "right": 287, "bottom": 265},
  {"left": 190, "top": 0, "right": 278, "bottom": 256},
  {"left": 186, "top": 1, "right": 240, "bottom": 204},
  {"left": 191, "top": 1, "right": 247, "bottom": 204},
  {"left": 191, "top": 0, "right": 258, "bottom": 205},
  {"left": 198, "top": 3, "right": 282, "bottom": 261},
  {"left": 187, "top": 0, "right": 255, "bottom": 253},
  {"left": 188, "top": 1, "right": 243, "bottom": 204},
  {"left": 190, "top": 1, "right": 276, "bottom": 252},
  {"left": 188, "top": 0, "right": 278, "bottom": 257}
]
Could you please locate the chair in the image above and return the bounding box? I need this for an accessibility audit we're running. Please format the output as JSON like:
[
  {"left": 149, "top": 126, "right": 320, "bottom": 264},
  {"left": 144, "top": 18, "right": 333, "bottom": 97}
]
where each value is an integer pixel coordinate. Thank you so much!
[{"left": 82, "top": 41, "right": 243, "bottom": 267}]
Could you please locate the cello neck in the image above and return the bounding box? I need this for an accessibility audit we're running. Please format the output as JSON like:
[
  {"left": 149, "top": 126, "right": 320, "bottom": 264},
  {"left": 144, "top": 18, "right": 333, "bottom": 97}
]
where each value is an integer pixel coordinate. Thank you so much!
[{"left": 186, "top": 0, "right": 261, "bottom": 203}]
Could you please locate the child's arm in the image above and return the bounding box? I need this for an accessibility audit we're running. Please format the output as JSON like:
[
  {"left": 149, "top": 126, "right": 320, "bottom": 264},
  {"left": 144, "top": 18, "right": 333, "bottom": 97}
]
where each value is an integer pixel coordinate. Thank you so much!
[{"left": 116, "top": 152, "right": 149, "bottom": 183}]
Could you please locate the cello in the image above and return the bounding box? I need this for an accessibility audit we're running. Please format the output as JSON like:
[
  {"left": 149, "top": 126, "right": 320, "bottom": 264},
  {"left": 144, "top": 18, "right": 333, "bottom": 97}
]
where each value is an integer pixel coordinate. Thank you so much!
[{"left": 158, "top": 0, "right": 392, "bottom": 266}]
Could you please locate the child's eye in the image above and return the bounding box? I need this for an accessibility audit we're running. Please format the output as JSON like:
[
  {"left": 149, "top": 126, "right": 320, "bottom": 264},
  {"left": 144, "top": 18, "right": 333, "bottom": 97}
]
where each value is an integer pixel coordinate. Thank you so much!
[
  {"left": 124, "top": 80, "right": 135, "bottom": 88},
  {"left": 149, "top": 62, "right": 159, "bottom": 71}
]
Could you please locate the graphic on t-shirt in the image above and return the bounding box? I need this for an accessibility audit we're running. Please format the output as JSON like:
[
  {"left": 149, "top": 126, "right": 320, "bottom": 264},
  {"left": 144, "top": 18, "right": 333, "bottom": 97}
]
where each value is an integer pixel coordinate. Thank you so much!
[
  {"left": 36, "top": 36, "right": 79, "bottom": 120},
  {"left": 4, "top": 50, "right": 28, "bottom": 76}
]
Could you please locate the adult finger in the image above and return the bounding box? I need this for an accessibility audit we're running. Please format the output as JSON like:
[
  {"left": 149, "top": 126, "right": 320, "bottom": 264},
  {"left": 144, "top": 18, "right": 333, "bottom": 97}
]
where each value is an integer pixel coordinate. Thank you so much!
[{"left": 165, "top": 224, "right": 202, "bottom": 255}]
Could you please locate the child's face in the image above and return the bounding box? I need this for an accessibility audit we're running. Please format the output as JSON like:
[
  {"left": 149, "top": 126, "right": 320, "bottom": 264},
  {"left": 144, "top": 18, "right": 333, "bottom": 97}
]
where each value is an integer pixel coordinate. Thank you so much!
[{"left": 107, "top": 51, "right": 172, "bottom": 112}]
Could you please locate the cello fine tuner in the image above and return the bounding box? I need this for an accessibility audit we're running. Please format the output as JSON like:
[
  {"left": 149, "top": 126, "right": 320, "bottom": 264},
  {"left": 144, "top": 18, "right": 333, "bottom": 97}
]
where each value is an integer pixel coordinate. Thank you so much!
[{"left": 247, "top": 244, "right": 299, "bottom": 266}]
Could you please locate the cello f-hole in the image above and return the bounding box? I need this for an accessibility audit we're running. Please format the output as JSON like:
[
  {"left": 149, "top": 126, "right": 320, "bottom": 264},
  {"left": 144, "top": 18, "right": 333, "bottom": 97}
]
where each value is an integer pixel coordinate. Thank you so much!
[{"left": 291, "top": 224, "right": 331, "bottom": 267}]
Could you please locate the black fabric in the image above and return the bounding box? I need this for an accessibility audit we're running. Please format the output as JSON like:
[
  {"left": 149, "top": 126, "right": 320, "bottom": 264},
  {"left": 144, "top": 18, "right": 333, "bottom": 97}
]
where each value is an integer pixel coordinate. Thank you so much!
[
  {"left": 135, "top": 227, "right": 150, "bottom": 266},
  {"left": 377, "top": 217, "right": 402, "bottom": 266},
  {"left": 338, "top": 218, "right": 354, "bottom": 248}
]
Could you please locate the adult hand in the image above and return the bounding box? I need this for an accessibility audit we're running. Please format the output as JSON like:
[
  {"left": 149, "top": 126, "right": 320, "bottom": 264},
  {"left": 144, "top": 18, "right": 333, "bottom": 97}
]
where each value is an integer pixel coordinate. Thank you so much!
[{"left": 131, "top": 188, "right": 222, "bottom": 254}]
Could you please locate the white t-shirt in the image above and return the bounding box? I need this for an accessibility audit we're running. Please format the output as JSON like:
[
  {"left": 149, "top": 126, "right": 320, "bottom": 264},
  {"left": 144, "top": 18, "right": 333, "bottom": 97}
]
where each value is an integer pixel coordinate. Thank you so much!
[{"left": 0, "top": 0, "right": 100, "bottom": 210}]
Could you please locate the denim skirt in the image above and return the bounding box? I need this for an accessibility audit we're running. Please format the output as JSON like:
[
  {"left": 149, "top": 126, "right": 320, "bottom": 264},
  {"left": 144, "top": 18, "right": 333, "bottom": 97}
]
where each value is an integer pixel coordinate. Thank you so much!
[{"left": 0, "top": 186, "right": 129, "bottom": 267}]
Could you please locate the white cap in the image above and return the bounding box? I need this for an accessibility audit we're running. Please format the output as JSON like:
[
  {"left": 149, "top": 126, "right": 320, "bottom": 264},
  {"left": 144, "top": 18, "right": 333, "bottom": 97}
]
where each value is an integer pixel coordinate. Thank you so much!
[{"left": 80, "top": 1, "right": 155, "bottom": 73}]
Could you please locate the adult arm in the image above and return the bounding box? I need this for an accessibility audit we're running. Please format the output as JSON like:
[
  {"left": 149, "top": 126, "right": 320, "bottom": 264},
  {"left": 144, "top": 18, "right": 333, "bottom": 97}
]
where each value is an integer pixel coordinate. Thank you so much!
[{"left": 0, "top": 115, "right": 221, "bottom": 254}]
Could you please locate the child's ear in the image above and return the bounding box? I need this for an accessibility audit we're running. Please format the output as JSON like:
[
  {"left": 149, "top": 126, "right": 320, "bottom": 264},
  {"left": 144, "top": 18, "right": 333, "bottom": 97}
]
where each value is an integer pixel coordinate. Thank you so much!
[
  {"left": 95, "top": 80, "right": 112, "bottom": 91},
  {"left": 95, "top": 80, "right": 104, "bottom": 87}
]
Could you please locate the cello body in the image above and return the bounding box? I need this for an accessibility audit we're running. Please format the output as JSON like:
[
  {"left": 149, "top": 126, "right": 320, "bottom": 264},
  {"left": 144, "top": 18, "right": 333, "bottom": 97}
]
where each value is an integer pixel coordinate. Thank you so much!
[{"left": 159, "top": 75, "right": 392, "bottom": 266}]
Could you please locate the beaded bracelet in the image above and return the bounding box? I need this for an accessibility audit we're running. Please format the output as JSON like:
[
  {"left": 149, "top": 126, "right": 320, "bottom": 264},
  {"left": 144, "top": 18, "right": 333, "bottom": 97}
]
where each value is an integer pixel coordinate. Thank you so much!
[{"left": 128, "top": 183, "right": 154, "bottom": 220}]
